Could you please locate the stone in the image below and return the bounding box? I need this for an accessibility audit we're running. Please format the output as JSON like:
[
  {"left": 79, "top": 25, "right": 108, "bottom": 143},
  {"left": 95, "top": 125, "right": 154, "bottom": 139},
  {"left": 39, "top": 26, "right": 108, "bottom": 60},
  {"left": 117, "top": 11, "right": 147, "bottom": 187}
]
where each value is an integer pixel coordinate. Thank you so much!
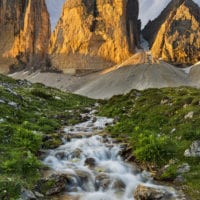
[
  {"left": 0, "top": 99, "right": 5, "bottom": 104},
  {"left": 84, "top": 157, "right": 96, "bottom": 168},
  {"left": 55, "top": 151, "right": 66, "bottom": 159},
  {"left": 34, "top": 191, "right": 44, "bottom": 198},
  {"left": 177, "top": 163, "right": 190, "bottom": 174},
  {"left": 95, "top": 173, "right": 111, "bottom": 190},
  {"left": 184, "top": 140, "right": 200, "bottom": 157},
  {"left": 95, "top": 173, "right": 126, "bottom": 191},
  {"left": 143, "top": 0, "right": 200, "bottom": 66},
  {"left": 42, "top": 134, "right": 63, "bottom": 149},
  {"left": 134, "top": 184, "right": 173, "bottom": 200},
  {"left": 174, "top": 175, "right": 185, "bottom": 183},
  {"left": 184, "top": 111, "right": 194, "bottom": 119},
  {"left": 35, "top": 173, "right": 72, "bottom": 195},
  {"left": 70, "top": 148, "right": 82, "bottom": 159},
  {"left": 49, "top": 0, "right": 140, "bottom": 74},
  {"left": 21, "top": 188, "right": 36, "bottom": 200},
  {"left": 8, "top": 101, "right": 18, "bottom": 109}
]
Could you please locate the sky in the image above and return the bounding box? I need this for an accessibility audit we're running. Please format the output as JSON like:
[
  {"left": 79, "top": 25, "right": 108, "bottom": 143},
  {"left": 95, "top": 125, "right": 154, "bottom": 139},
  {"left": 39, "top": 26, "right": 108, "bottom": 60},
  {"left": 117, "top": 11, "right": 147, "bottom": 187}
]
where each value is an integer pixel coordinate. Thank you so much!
[
  {"left": 46, "top": 0, "right": 200, "bottom": 31},
  {"left": 45, "top": 0, "right": 66, "bottom": 31}
]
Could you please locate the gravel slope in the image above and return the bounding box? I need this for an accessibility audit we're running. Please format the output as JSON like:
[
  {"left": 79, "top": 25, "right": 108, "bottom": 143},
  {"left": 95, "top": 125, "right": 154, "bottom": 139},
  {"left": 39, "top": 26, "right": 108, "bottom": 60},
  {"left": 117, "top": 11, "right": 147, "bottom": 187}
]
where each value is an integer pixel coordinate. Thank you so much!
[
  {"left": 189, "top": 63, "right": 200, "bottom": 87},
  {"left": 75, "top": 62, "right": 190, "bottom": 99},
  {"left": 10, "top": 62, "right": 192, "bottom": 99}
]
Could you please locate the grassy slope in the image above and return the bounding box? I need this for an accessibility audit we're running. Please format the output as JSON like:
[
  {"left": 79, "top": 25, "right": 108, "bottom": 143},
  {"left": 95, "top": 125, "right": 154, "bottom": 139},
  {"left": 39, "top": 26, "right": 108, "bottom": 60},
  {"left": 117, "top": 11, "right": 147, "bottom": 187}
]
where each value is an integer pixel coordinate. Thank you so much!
[
  {"left": 99, "top": 87, "right": 200, "bottom": 199},
  {"left": 0, "top": 75, "right": 95, "bottom": 199}
]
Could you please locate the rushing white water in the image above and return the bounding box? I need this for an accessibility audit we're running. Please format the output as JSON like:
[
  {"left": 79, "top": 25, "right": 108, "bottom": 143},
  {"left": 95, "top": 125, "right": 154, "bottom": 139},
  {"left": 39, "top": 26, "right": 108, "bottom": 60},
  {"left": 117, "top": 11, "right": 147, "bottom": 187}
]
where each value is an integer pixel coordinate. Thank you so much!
[{"left": 43, "top": 111, "right": 179, "bottom": 200}]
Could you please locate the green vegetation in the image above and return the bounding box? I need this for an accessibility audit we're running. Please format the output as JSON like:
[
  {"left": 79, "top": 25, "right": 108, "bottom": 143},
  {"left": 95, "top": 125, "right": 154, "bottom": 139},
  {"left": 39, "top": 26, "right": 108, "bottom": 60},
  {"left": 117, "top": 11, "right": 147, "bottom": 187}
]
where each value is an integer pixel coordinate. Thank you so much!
[
  {"left": 0, "top": 74, "right": 95, "bottom": 199},
  {"left": 98, "top": 87, "right": 200, "bottom": 199}
]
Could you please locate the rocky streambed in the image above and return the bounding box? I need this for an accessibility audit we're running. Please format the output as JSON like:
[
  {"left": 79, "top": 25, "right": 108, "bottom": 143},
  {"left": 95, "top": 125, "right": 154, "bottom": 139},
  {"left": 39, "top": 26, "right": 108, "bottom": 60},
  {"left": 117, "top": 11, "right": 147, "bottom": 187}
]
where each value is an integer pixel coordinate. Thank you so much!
[{"left": 38, "top": 110, "right": 185, "bottom": 200}]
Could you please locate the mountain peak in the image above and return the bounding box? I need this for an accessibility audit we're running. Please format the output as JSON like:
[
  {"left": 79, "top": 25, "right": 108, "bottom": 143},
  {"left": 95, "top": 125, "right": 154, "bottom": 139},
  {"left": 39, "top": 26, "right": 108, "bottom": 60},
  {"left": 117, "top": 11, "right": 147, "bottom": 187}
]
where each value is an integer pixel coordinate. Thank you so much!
[{"left": 142, "top": 0, "right": 200, "bottom": 66}]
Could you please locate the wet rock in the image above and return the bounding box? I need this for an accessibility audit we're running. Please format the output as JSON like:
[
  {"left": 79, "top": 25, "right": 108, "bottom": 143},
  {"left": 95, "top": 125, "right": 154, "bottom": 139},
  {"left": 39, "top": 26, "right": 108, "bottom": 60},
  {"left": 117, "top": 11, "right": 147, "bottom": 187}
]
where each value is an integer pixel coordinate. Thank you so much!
[
  {"left": 35, "top": 173, "right": 72, "bottom": 195},
  {"left": 177, "top": 163, "right": 190, "bottom": 174},
  {"left": 95, "top": 173, "right": 125, "bottom": 191},
  {"left": 75, "top": 170, "right": 93, "bottom": 190},
  {"left": 55, "top": 151, "right": 66, "bottom": 159},
  {"left": 113, "top": 179, "right": 126, "bottom": 191},
  {"left": 86, "top": 122, "right": 93, "bottom": 128},
  {"left": 92, "top": 117, "right": 97, "bottom": 123},
  {"left": 95, "top": 173, "right": 111, "bottom": 190},
  {"left": 140, "top": 171, "right": 153, "bottom": 182},
  {"left": 84, "top": 158, "right": 96, "bottom": 168},
  {"left": 184, "top": 141, "right": 200, "bottom": 157},
  {"left": 21, "top": 188, "right": 36, "bottom": 200},
  {"left": 75, "top": 170, "right": 90, "bottom": 181},
  {"left": 134, "top": 184, "right": 173, "bottom": 200},
  {"left": 70, "top": 148, "right": 82, "bottom": 159}
]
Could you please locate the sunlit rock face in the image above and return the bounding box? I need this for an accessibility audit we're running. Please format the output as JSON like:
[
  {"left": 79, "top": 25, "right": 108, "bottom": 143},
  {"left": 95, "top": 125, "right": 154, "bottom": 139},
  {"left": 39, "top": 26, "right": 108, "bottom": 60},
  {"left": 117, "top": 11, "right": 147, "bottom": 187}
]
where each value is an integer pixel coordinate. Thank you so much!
[
  {"left": 49, "top": 0, "right": 140, "bottom": 74},
  {"left": 0, "top": 0, "right": 50, "bottom": 73},
  {"left": 142, "top": 0, "right": 200, "bottom": 66}
]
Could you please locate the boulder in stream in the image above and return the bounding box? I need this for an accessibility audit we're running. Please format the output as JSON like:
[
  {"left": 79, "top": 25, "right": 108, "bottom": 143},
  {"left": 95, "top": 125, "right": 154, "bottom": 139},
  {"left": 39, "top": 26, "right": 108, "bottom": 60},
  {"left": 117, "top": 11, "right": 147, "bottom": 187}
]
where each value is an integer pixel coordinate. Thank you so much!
[
  {"left": 35, "top": 173, "right": 74, "bottom": 196},
  {"left": 84, "top": 157, "right": 96, "bottom": 168},
  {"left": 134, "top": 184, "right": 173, "bottom": 200}
]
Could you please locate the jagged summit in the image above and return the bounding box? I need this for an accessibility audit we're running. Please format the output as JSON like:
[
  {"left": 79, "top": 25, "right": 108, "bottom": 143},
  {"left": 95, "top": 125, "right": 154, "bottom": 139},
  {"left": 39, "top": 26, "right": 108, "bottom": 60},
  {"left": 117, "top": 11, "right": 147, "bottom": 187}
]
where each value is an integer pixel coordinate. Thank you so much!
[
  {"left": 142, "top": 0, "right": 200, "bottom": 66},
  {"left": 49, "top": 0, "right": 140, "bottom": 74}
]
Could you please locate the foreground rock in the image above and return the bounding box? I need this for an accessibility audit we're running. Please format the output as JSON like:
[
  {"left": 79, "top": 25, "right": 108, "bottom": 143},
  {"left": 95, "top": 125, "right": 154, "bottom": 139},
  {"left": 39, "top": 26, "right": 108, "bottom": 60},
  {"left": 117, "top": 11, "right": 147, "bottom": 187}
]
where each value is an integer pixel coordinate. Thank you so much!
[
  {"left": 134, "top": 184, "right": 173, "bottom": 200},
  {"left": 49, "top": 0, "right": 140, "bottom": 74},
  {"left": 35, "top": 174, "right": 67, "bottom": 195},
  {"left": 143, "top": 0, "right": 200, "bottom": 66},
  {"left": 184, "top": 140, "right": 200, "bottom": 157}
]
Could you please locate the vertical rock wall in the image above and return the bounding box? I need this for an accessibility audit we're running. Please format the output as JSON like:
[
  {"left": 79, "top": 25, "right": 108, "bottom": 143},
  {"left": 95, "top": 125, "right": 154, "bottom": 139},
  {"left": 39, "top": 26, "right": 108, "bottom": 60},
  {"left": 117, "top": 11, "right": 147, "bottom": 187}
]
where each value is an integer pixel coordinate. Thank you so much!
[
  {"left": 49, "top": 0, "right": 140, "bottom": 74},
  {"left": 0, "top": 0, "right": 50, "bottom": 73}
]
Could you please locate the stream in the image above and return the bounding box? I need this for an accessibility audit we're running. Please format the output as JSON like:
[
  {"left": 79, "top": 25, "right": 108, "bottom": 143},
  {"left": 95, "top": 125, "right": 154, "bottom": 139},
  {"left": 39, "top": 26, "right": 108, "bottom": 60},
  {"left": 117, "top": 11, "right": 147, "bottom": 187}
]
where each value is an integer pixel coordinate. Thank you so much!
[{"left": 43, "top": 110, "right": 183, "bottom": 200}]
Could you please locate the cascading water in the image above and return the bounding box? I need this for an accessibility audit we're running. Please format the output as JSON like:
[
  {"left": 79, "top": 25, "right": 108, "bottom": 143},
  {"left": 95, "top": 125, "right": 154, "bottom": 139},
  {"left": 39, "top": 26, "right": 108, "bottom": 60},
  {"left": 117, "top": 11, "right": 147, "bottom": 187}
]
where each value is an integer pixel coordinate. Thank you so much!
[{"left": 43, "top": 111, "right": 181, "bottom": 200}]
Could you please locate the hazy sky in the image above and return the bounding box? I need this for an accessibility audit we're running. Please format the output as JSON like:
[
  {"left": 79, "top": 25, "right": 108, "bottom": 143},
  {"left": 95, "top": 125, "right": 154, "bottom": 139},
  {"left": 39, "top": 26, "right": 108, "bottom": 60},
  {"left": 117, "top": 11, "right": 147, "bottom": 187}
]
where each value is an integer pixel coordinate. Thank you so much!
[
  {"left": 46, "top": 0, "right": 65, "bottom": 31},
  {"left": 46, "top": 0, "right": 200, "bottom": 31}
]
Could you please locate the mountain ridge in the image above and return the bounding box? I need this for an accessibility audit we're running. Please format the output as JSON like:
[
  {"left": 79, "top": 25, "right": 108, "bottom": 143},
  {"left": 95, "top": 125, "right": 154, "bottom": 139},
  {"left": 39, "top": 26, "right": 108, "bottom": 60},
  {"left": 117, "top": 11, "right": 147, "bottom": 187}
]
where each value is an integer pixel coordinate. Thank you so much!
[{"left": 143, "top": 0, "right": 200, "bottom": 66}]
